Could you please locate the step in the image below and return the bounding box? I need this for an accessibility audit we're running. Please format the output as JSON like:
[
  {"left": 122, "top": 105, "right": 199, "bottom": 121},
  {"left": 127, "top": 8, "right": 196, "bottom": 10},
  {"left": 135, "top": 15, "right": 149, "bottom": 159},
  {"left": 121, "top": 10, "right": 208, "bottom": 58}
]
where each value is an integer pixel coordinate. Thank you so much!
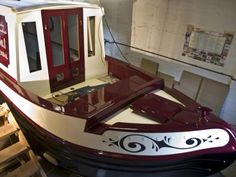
[
  {"left": 0, "top": 124, "right": 18, "bottom": 141},
  {"left": 5, "top": 160, "right": 39, "bottom": 177},
  {"left": 0, "top": 142, "right": 28, "bottom": 164}
]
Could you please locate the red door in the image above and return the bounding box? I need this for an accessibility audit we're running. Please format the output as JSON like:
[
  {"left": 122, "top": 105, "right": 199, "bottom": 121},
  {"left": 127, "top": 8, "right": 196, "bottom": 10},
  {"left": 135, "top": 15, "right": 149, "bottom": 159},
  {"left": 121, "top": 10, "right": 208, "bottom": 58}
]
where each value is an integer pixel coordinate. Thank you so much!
[{"left": 42, "top": 9, "right": 85, "bottom": 92}]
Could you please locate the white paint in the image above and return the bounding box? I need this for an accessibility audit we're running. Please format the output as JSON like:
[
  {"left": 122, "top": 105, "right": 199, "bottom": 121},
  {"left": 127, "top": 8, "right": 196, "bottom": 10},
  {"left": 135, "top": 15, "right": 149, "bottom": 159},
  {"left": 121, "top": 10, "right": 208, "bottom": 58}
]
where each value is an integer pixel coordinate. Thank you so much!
[
  {"left": 105, "top": 89, "right": 184, "bottom": 125},
  {"left": 103, "top": 0, "right": 235, "bottom": 84},
  {"left": 0, "top": 0, "right": 234, "bottom": 156},
  {"left": 220, "top": 80, "right": 236, "bottom": 125},
  {"left": 101, "top": 0, "right": 236, "bottom": 124},
  {"left": 43, "top": 77, "right": 106, "bottom": 99},
  {"left": 131, "top": 0, "right": 236, "bottom": 76},
  {"left": 105, "top": 108, "right": 159, "bottom": 125},
  {"left": 1, "top": 2, "right": 107, "bottom": 96},
  {"left": 83, "top": 8, "right": 108, "bottom": 80},
  {"left": 18, "top": 11, "right": 49, "bottom": 82},
  {"left": 43, "top": 152, "right": 59, "bottom": 166},
  {"left": 154, "top": 89, "right": 184, "bottom": 105},
  {"left": 0, "top": 0, "right": 100, "bottom": 13},
  {"left": 17, "top": 10, "right": 51, "bottom": 96},
  {"left": 103, "top": 128, "right": 230, "bottom": 156},
  {"left": 0, "top": 80, "right": 232, "bottom": 156},
  {"left": 0, "top": 5, "right": 18, "bottom": 81}
]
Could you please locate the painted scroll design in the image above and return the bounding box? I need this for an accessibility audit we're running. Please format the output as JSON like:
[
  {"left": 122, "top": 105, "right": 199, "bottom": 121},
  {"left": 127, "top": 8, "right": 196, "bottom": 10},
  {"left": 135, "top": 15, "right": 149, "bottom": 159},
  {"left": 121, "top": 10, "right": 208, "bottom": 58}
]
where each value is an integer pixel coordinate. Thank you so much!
[{"left": 103, "top": 134, "right": 220, "bottom": 153}]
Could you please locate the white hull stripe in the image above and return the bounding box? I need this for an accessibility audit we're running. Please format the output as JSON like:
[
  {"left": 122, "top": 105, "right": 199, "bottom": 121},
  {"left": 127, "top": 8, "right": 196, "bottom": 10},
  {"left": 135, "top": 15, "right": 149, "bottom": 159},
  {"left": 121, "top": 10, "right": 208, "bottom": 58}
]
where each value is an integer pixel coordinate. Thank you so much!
[{"left": 0, "top": 80, "right": 230, "bottom": 156}]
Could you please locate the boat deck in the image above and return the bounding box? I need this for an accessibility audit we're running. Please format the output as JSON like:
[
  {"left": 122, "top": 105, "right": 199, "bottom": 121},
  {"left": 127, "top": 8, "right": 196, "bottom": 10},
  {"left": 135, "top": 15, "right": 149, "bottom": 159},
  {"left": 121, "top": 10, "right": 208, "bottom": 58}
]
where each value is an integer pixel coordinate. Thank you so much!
[
  {"left": 44, "top": 75, "right": 119, "bottom": 105},
  {"left": 44, "top": 75, "right": 184, "bottom": 126},
  {"left": 44, "top": 75, "right": 185, "bottom": 127}
]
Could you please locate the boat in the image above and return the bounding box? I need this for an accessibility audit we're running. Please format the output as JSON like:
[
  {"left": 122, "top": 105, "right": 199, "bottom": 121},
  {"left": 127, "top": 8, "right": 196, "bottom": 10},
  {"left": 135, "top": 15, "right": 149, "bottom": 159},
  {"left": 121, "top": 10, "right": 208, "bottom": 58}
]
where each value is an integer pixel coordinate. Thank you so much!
[{"left": 0, "top": 1, "right": 236, "bottom": 177}]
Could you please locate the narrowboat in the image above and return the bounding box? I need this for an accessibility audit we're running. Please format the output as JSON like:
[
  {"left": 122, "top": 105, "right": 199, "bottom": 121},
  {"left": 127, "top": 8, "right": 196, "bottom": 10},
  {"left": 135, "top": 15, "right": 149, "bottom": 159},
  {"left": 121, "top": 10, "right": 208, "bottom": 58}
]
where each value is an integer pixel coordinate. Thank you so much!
[{"left": 0, "top": 1, "right": 235, "bottom": 177}]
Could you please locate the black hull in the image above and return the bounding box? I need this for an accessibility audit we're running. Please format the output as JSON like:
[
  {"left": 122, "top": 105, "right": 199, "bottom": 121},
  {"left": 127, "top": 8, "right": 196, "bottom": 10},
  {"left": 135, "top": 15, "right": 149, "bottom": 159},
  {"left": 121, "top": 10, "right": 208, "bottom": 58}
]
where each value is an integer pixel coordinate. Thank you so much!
[{"left": 8, "top": 103, "right": 236, "bottom": 177}]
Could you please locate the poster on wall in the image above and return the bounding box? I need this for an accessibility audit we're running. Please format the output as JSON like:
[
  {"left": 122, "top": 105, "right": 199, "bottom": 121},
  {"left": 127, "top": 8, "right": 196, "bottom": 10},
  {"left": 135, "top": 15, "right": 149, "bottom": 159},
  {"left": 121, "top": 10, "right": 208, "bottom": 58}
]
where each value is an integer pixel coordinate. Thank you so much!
[
  {"left": 0, "top": 15, "right": 9, "bottom": 67},
  {"left": 182, "top": 25, "right": 234, "bottom": 67}
]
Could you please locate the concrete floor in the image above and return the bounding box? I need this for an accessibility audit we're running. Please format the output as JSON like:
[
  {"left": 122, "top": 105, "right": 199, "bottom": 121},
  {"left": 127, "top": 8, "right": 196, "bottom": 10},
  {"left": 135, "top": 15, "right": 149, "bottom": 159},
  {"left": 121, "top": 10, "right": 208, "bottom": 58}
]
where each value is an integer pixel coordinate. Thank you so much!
[{"left": 39, "top": 157, "right": 81, "bottom": 177}]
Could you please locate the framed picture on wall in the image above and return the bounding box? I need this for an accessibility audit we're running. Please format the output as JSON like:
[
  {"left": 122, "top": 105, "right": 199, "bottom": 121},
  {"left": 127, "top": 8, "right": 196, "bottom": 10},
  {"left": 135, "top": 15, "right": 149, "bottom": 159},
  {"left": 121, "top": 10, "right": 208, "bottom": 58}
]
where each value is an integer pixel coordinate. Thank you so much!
[{"left": 182, "top": 25, "right": 234, "bottom": 67}]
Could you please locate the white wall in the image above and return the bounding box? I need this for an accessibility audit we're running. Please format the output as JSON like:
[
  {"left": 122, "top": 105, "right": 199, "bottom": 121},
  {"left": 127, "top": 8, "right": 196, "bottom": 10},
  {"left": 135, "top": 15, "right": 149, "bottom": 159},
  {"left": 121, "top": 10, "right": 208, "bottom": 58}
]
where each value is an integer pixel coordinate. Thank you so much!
[
  {"left": 221, "top": 80, "right": 236, "bottom": 125},
  {"left": 83, "top": 8, "right": 107, "bottom": 80},
  {"left": 131, "top": 0, "right": 236, "bottom": 77},
  {"left": 100, "top": 0, "right": 236, "bottom": 125},
  {"left": 64, "top": 0, "right": 99, "bottom": 4}
]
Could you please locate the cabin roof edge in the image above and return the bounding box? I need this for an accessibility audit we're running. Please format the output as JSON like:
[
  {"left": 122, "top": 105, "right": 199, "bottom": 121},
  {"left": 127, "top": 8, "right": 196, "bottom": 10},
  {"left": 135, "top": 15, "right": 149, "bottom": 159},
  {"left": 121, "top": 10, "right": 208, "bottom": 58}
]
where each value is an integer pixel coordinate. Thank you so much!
[{"left": 0, "top": 0, "right": 99, "bottom": 13}]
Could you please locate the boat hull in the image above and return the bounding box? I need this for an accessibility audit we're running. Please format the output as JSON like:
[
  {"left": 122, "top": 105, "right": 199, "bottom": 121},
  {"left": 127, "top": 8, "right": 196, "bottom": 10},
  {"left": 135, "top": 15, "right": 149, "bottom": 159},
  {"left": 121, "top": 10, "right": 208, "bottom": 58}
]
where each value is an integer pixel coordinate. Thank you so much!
[{"left": 7, "top": 102, "right": 236, "bottom": 177}]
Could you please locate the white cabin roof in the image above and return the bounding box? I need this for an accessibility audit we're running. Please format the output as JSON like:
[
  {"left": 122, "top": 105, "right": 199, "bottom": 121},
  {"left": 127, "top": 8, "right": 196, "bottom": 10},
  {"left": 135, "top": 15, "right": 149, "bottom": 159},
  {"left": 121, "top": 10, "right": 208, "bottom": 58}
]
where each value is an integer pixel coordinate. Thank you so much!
[{"left": 0, "top": 0, "right": 99, "bottom": 12}]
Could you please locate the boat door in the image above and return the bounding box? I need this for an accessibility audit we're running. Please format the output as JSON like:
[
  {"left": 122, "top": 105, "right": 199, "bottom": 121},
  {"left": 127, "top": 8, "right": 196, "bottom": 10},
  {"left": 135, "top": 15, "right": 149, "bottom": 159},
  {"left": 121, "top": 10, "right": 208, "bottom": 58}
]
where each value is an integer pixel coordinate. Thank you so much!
[{"left": 42, "top": 9, "right": 85, "bottom": 92}]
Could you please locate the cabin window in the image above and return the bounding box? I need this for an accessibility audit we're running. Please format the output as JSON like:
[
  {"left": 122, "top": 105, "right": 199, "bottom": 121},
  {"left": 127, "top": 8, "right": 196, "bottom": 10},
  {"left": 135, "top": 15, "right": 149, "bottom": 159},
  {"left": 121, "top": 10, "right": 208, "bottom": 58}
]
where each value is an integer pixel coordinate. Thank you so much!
[
  {"left": 87, "top": 16, "right": 95, "bottom": 57},
  {"left": 50, "top": 16, "right": 65, "bottom": 67},
  {"left": 68, "top": 15, "right": 80, "bottom": 62},
  {"left": 22, "top": 22, "right": 42, "bottom": 72}
]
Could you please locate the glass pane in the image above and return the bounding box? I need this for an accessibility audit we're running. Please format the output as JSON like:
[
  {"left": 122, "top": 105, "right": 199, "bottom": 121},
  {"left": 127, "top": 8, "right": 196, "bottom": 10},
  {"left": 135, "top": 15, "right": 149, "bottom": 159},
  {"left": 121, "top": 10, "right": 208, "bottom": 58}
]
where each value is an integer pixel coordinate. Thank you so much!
[
  {"left": 22, "top": 22, "right": 42, "bottom": 73},
  {"left": 68, "top": 15, "right": 79, "bottom": 62},
  {"left": 87, "top": 16, "right": 95, "bottom": 57},
  {"left": 50, "top": 16, "right": 64, "bottom": 67}
]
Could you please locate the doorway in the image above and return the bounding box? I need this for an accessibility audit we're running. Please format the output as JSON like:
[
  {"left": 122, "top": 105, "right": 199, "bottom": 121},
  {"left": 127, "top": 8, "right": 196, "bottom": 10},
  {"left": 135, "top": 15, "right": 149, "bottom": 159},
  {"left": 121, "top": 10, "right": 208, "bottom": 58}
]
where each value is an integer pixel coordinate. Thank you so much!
[{"left": 42, "top": 9, "right": 85, "bottom": 92}]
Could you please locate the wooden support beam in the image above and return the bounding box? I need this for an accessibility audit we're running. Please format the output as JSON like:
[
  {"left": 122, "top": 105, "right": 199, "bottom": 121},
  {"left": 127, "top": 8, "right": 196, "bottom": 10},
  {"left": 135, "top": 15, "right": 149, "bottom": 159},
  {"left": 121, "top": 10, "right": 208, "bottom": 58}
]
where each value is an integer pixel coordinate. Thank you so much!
[
  {"left": 0, "top": 124, "right": 18, "bottom": 141},
  {"left": 0, "top": 142, "right": 28, "bottom": 164},
  {"left": 4, "top": 160, "right": 39, "bottom": 177}
]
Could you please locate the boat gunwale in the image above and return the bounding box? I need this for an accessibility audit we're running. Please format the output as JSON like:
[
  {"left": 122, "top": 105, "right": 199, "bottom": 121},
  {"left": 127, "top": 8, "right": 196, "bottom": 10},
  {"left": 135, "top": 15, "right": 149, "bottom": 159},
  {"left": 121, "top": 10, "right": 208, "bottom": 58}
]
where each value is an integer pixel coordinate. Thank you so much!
[
  {"left": 0, "top": 57, "right": 234, "bottom": 134},
  {"left": 5, "top": 99, "right": 236, "bottom": 162}
]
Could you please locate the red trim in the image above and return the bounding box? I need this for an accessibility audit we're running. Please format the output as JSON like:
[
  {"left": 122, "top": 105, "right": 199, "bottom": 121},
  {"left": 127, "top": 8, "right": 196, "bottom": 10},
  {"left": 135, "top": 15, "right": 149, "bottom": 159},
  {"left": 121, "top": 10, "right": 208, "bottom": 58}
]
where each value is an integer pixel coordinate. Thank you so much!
[
  {"left": 42, "top": 9, "right": 85, "bottom": 92},
  {"left": 1, "top": 56, "right": 234, "bottom": 138},
  {"left": 106, "top": 55, "right": 161, "bottom": 84},
  {"left": 0, "top": 15, "right": 10, "bottom": 67},
  {"left": 1, "top": 66, "right": 236, "bottom": 162},
  {"left": 3, "top": 94, "right": 236, "bottom": 162},
  {"left": 164, "top": 88, "right": 200, "bottom": 108},
  {"left": 0, "top": 67, "right": 17, "bottom": 83},
  {"left": 0, "top": 57, "right": 163, "bottom": 120}
]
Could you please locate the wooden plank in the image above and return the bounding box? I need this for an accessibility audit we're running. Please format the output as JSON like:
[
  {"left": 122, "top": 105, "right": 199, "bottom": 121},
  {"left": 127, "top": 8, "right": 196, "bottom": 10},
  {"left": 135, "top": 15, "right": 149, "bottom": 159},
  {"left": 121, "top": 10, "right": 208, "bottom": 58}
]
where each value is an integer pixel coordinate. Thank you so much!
[
  {"left": 2, "top": 106, "right": 46, "bottom": 177},
  {"left": 0, "top": 142, "right": 28, "bottom": 164},
  {"left": 5, "top": 160, "right": 39, "bottom": 177},
  {"left": 0, "top": 124, "right": 18, "bottom": 140}
]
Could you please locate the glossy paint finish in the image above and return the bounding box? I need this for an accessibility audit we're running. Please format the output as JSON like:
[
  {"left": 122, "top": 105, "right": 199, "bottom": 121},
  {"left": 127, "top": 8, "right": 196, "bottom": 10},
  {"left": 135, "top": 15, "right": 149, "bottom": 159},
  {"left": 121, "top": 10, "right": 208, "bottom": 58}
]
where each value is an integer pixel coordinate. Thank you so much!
[
  {"left": 0, "top": 55, "right": 164, "bottom": 123},
  {"left": 130, "top": 93, "right": 183, "bottom": 123},
  {"left": 0, "top": 2, "right": 236, "bottom": 175},
  {"left": 42, "top": 9, "right": 85, "bottom": 92},
  {"left": 6, "top": 102, "right": 236, "bottom": 177},
  {"left": 1, "top": 56, "right": 236, "bottom": 176},
  {"left": 0, "top": 15, "right": 9, "bottom": 67},
  {"left": 106, "top": 56, "right": 161, "bottom": 82},
  {"left": 1, "top": 58, "right": 236, "bottom": 155},
  {"left": 130, "top": 93, "right": 217, "bottom": 125}
]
